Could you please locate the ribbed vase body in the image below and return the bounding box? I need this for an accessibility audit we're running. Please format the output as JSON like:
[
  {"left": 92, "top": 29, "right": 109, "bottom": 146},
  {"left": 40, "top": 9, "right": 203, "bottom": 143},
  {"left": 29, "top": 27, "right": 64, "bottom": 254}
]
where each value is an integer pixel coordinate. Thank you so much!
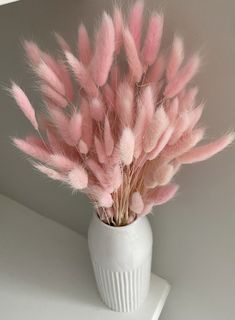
[{"left": 88, "top": 213, "right": 153, "bottom": 312}]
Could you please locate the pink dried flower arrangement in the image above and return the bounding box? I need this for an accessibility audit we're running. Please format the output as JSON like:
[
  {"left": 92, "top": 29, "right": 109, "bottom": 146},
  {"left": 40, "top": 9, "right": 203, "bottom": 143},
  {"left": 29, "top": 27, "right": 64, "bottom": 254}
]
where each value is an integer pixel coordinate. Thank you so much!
[{"left": 10, "top": 1, "right": 233, "bottom": 226}]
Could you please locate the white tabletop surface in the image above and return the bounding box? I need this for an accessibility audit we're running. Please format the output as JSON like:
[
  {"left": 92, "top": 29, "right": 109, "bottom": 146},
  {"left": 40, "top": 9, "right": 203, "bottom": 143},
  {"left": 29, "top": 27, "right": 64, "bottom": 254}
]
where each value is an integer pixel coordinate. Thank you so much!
[{"left": 0, "top": 194, "right": 170, "bottom": 320}]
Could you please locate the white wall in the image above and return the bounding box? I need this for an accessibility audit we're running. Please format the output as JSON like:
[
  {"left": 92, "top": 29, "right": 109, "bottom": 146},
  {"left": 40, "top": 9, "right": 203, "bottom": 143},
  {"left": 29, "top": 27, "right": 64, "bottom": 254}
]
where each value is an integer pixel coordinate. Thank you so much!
[{"left": 0, "top": 1, "right": 235, "bottom": 319}]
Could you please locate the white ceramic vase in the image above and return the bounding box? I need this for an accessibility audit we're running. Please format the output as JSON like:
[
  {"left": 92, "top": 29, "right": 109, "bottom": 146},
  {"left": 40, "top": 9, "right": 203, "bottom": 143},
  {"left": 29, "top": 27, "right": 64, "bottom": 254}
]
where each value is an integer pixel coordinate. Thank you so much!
[{"left": 88, "top": 212, "right": 153, "bottom": 312}]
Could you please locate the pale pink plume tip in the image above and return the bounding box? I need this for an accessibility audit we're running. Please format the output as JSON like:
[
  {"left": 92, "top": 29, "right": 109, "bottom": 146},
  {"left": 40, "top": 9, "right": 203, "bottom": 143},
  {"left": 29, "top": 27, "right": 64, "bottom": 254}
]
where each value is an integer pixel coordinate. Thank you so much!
[
  {"left": 113, "top": 7, "right": 123, "bottom": 54},
  {"left": 104, "top": 116, "right": 114, "bottom": 156},
  {"left": 65, "top": 51, "right": 98, "bottom": 97},
  {"left": 77, "top": 23, "right": 92, "bottom": 65},
  {"left": 120, "top": 127, "right": 135, "bottom": 165},
  {"left": 68, "top": 166, "right": 88, "bottom": 190},
  {"left": 128, "top": 0, "right": 144, "bottom": 51},
  {"left": 164, "top": 54, "right": 200, "bottom": 98},
  {"left": 91, "top": 12, "right": 115, "bottom": 87},
  {"left": 123, "top": 28, "right": 143, "bottom": 82},
  {"left": 130, "top": 192, "right": 144, "bottom": 214},
  {"left": 13, "top": 137, "right": 50, "bottom": 163},
  {"left": 23, "top": 40, "right": 41, "bottom": 66},
  {"left": 166, "top": 35, "right": 184, "bottom": 81},
  {"left": 178, "top": 132, "right": 234, "bottom": 164},
  {"left": 142, "top": 13, "right": 163, "bottom": 67},
  {"left": 148, "top": 184, "right": 179, "bottom": 205},
  {"left": 11, "top": 83, "right": 38, "bottom": 130},
  {"left": 33, "top": 163, "right": 65, "bottom": 182},
  {"left": 69, "top": 111, "right": 82, "bottom": 146}
]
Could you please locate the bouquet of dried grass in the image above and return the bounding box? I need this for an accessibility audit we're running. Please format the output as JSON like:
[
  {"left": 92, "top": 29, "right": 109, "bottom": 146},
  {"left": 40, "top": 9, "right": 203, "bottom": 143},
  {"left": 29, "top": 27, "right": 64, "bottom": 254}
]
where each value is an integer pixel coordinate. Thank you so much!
[{"left": 10, "top": 1, "right": 233, "bottom": 226}]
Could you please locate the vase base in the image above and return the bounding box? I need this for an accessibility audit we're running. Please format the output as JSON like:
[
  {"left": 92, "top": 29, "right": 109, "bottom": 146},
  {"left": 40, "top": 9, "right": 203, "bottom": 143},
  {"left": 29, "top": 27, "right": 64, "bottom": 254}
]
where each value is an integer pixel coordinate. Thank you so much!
[{"left": 92, "top": 258, "right": 151, "bottom": 312}]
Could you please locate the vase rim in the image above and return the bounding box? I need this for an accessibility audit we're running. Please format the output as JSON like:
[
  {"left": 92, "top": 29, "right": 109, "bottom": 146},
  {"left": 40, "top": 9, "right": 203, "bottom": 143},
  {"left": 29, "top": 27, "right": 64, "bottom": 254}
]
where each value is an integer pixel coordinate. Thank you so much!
[{"left": 93, "top": 211, "right": 145, "bottom": 231}]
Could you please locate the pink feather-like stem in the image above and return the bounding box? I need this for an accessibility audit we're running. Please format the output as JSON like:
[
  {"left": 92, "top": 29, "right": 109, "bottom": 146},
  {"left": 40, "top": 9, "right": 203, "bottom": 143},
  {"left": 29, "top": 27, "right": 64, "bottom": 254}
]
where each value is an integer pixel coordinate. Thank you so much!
[
  {"left": 166, "top": 35, "right": 184, "bottom": 81},
  {"left": 13, "top": 137, "right": 50, "bottom": 162},
  {"left": 113, "top": 7, "right": 123, "bottom": 54},
  {"left": 104, "top": 116, "right": 114, "bottom": 156},
  {"left": 77, "top": 23, "right": 92, "bottom": 65},
  {"left": 11, "top": 83, "right": 38, "bottom": 130},
  {"left": 178, "top": 133, "right": 234, "bottom": 164},
  {"left": 37, "top": 61, "right": 65, "bottom": 96},
  {"left": 130, "top": 192, "right": 144, "bottom": 214},
  {"left": 68, "top": 111, "right": 82, "bottom": 146},
  {"left": 164, "top": 54, "right": 200, "bottom": 98},
  {"left": 148, "top": 184, "right": 179, "bottom": 205},
  {"left": 33, "top": 163, "right": 66, "bottom": 181},
  {"left": 128, "top": 0, "right": 144, "bottom": 51},
  {"left": 68, "top": 166, "right": 88, "bottom": 190},
  {"left": 120, "top": 127, "right": 135, "bottom": 165},
  {"left": 91, "top": 12, "right": 115, "bottom": 87},
  {"left": 141, "top": 13, "right": 163, "bottom": 67},
  {"left": 123, "top": 28, "right": 143, "bottom": 82},
  {"left": 65, "top": 51, "right": 98, "bottom": 97}
]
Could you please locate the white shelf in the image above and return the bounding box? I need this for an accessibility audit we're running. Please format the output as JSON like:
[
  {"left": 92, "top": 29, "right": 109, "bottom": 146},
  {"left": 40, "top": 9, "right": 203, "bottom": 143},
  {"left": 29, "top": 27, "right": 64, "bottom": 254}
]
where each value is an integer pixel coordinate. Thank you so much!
[
  {"left": 0, "top": 0, "right": 19, "bottom": 6},
  {"left": 0, "top": 194, "right": 170, "bottom": 320}
]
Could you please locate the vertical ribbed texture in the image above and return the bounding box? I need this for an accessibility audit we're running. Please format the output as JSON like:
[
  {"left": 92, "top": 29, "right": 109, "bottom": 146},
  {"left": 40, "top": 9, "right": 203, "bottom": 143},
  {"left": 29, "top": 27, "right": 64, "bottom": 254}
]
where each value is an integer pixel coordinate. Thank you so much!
[{"left": 92, "top": 256, "right": 151, "bottom": 312}]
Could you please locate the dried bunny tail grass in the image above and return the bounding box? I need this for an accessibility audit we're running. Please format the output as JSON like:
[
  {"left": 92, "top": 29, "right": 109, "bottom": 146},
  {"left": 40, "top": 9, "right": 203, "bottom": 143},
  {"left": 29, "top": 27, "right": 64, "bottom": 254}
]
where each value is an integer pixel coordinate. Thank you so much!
[
  {"left": 166, "top": 97, "right": 179, "bottom": 123},
  {"left": 49, "top": 108, "right": 73, "bottom": 145},
  {"left": 147, "top": 125, "right": 174, "bottom": 160},
  {"left": 104, "top": 116, "right": 114, "bottom": 156},
  {"left": 68, "top": 111, "right": 82, "bottom": 146},
  {"left": 130, "top": 191, "right": 144, "bottom": 214},
  {"left": 145, "top": 55, "right": 165, "bottom": 83},
  {"left": 94, "top": 136, "right": 107, "bottom": 164},
  {"left": 123, "top": 28, "right": 143, "bottom": 82},
  {"left": 91, "top": 12, "right": 115, "bottom": 86},
  {"left": 68, "top": 165, "right": 89, "bottom": 190},
  {"left": 147, "top": 183, "right": 179, "bottom": 205},
  {"left": 141, "top": 12, "right": 163, "bottom": 67},
  {"left": 145, "top": 163, "right": 174, "bottom": 188},
  {"left": 54, "top": 32, "right": 71, "bottom": 52},
  {"left": 113, "top": 6, "right": 124, "bottom": 54},
  {"left": 10, "top": 83, "right": 38, "bottom": 130},
  {"left": 112, "top": 164, "right": 123, "bottom": 190},
  {"left": 166, "top": 35, "right": 184, "bottom": 81},
  {"left": 77, "top": 23, "right": 92, "bottom": 65},
  {"left": 178, "top": 132, "right": 235, "bottom": 164},
  {"left": 120, "top": 127, "right": 135, "bottom": 165},
  {"left": 46, "top": 128, "right": 64, "bottom": 154},
  {"left": 90, "top": 98, "right": 105, "bottom": 121},
  {"left": 78, "top": 139, "right": 89, "bottom": 155},
  {"left": 141, "top": 85, "right": 155, "bottom": 123},
  {"left": 80, "top": 100, "right": 93, "bottom": 149},
  {"left": 13, "top": 137, "right": 50, "bottom": 162},
  {"left": 33, "top": 163, "right": 66, "bottom": 181},
  {"left": 48, "top": 154, "right": 76, "bottom": 171},
  {"left": 36, "top": 61, "right": 65, "bottom": 96},
  {"left": 102, "top": 84, "right": 115, "bottom": 108},
  {"left": 180, "top": 86, "right": 198, "bottom": 111},
  {"left": 40, "top": 84, "right": 67, "bottom": 108},
  {"left": 162, "top": 127, "right": 205, "bottom": 160},
  {"left": 134, "top": 98, "right": 147, "bottom": 158},
  {"left": 23, "top": 40, "right": 41, "bottom": 65},
  {"left": 186, "top": 103, "right": 204, "bottom": 131},
  {"left": 117, "top": 82, "right": 134, "bottom": 127},
  {"left": 40, "top": 54, "right": 73, "bottom": 101},
  {"left": 164, "top": 54, "right": 200, "bottom": 98},
  {"left": 65, "top": 51, "right": 98, "bottom": 97},
  {"left": 143, "top": 105, "right": 169, "bottom": 153},
  {"left": 168, "top": 112, "right": 191, "bottom": 145},
  {"left": 128, "top": 0, "right": 144, "bottom": 51},
  {"left": 87, "top": 159, "right": 109, "bottom": 190},
  {"left": 10, "top": 2, "right": 234, "bottom": 226},
  {"left": 89, "top": 185, "right": 113, "bottom": 208}
]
